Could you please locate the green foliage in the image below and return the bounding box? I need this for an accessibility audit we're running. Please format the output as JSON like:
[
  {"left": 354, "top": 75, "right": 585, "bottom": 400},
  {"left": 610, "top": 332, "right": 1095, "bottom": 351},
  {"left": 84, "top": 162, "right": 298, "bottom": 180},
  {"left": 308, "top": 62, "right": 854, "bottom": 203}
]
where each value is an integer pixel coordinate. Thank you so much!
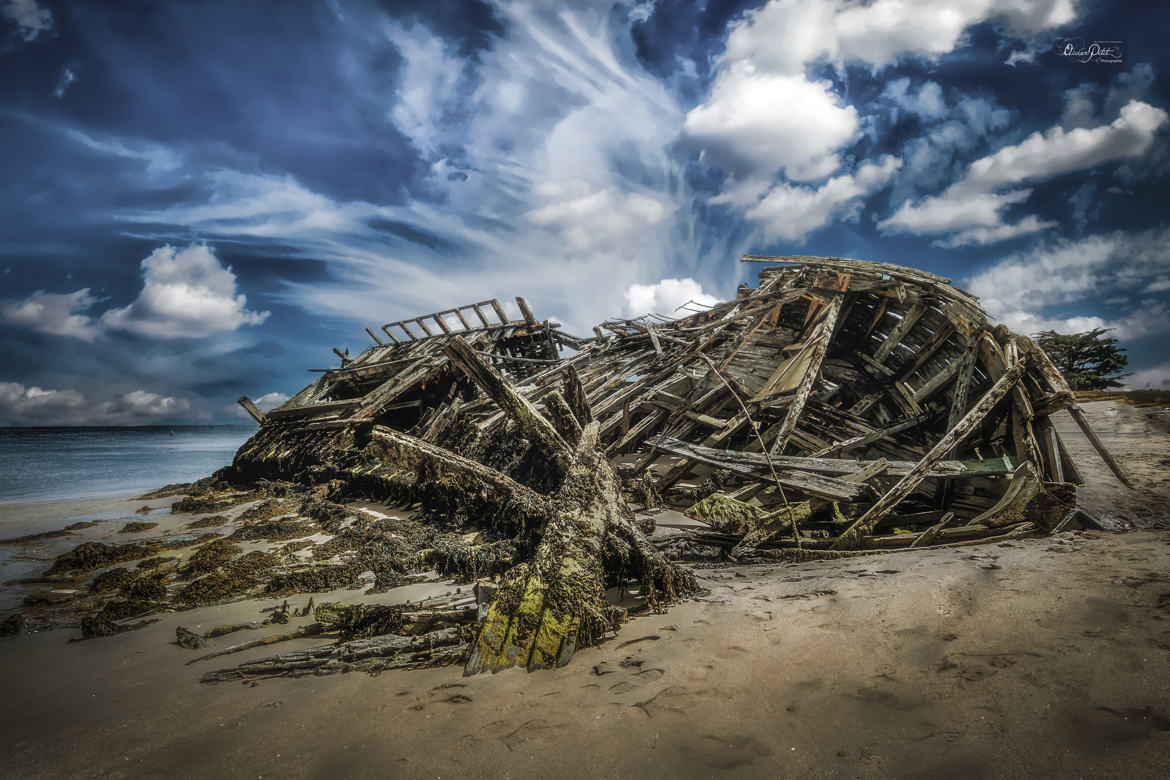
[{"left": 1033, "top": 328, "right": 1129, "bottom": 390}]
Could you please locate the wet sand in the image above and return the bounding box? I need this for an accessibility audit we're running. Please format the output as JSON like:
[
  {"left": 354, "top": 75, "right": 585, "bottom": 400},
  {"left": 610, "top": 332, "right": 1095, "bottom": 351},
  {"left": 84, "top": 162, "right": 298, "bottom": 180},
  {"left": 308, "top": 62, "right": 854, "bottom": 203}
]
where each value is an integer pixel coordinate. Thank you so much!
[{"left": 1, "top": 400, "right": 1168, "bottom": 778}]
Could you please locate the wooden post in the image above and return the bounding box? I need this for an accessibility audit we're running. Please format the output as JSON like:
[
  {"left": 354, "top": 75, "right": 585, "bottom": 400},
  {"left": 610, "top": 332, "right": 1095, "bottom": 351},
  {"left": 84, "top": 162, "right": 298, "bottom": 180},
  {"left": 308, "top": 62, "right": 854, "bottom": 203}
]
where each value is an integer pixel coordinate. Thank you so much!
[
  {"left": 516, "top": 297, "right": 536, "bottom": 323},
  {"left": 562, "top": 365, "right": 594, "bottom": 424},
  {"left": 237, "top": 396, "right": 267, "bottom": 425},
  {"left": 365, "top": 327, "right": 385, "bottom": 346}
]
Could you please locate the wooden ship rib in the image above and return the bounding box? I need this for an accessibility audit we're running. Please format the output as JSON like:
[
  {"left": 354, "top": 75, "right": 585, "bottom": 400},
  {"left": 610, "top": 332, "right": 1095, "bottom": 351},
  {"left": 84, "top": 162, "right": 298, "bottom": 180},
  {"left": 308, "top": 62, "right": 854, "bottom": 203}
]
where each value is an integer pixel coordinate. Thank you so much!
[{"left": 219, "top": 255, "right": 1128, "bottom": 673}]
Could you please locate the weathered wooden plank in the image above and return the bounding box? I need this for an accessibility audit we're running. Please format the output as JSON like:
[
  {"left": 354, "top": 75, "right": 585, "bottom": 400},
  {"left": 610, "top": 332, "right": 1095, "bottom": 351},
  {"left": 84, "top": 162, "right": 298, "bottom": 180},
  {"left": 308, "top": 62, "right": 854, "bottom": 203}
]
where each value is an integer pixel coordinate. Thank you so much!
[
  {"left": 349, "top": 357, "right": 437, "bottom": 420},
  {"left": 945, "top": 336, "right": 981, "bottom": 453},
  {"left": 767, "top": 294, "right": 844, "bottom": 456},
  {"left": 266, "top": 397, "right": 361, "bottom": 421},
  {"left": 896, "top": 319, "right": 955, "bottom": 379},
  {"left": 742, "top": 255, "right": 953, "bottom": 286},
  {"left": 561, "top": 365, "right": 594, "bottom": 425},
  {"left": 1067, "top": 404, "right": 1133, "bottom": 487},
  {"left": 516, "top": 296, "right": 536, "bottom": 323},
  {"left": 911, "top": 359, "right": 959, "bottom": 403},
  {"left": 369, "top": 426, "right": 550, "bottom": 513},
  {"left": 873, "top": 301, "right": 926, "bottom": 362},
  {"left": 647, "top": 436, "right": 1016, "bottom": 480},
  {"left": 831, "top": 359, "right": 1028, "bottom": 548},
  {"left": 841, "top": 458, "right": 889, "bottom": 484},
  {"left": 809, "top": 413, "right": 930, "bottom": 458}
]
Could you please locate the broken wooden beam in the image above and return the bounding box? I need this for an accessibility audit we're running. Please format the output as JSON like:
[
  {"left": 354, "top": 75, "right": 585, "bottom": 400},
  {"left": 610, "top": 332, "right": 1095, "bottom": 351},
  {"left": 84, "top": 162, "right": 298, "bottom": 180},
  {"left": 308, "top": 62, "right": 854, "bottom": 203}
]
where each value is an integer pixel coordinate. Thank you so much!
[
  {"left": 236, "top": 396, "right": 267, "bottom": 425},
  {"left": 443, "top": 336, "right": 572, "bottom": 473},
  {"left": 1067, "top": 403, "right": 1133, "bottom": 488},
  {"left": 832, "top": 358, "right": 1028, "bottom": 548},
  {"left": 768, "top": 294, "right": 844, "bottom": 456}
]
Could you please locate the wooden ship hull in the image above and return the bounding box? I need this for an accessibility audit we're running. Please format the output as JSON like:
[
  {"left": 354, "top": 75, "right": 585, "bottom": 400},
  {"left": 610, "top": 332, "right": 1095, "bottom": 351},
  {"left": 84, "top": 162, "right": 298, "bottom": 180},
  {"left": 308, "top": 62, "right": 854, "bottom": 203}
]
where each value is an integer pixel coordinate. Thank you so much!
[
  {"left": 213, "top": 255, "right": 1126, "bottom": 674},
  {"left": 230, "top": 256, "right": 1121, "bottom": 553}
]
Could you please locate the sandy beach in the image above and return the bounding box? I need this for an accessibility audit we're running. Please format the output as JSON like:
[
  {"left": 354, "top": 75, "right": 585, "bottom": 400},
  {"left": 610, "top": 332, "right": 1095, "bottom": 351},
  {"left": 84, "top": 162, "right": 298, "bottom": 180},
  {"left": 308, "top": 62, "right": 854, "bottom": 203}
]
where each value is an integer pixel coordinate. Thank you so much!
[{"left": 1, "top": 399, "right": 1168, "bottom": 778}]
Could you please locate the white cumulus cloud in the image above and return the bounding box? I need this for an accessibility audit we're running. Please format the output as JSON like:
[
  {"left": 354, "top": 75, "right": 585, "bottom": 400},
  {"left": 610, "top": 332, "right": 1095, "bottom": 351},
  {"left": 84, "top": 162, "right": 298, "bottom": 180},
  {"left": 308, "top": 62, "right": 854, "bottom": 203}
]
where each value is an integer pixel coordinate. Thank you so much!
[
  {"left": 685, "top": 67, "right": 860, "bottom": 196},
  {"left": 623, "top": 278, "right": 719, "bottom": 318},
  {"left": 745, "top": 156, "right": 901, "bottom": 242},
  {"left": 881, "top": 100, "right": 1168, "bottom": 245},
  {"left": 684, "top": 0, "right": 1076, "bottom": 227},
  {"left": 1126, "top": 362, "right": 1170, "bottom": 390},
  {"left": 2, "top": 288, "right": 100, "bottom": 341},
  {"left": 526, "top": 182, "right": 675, "bottom": 252},
  {"left": 101, "top": 244, "right": 270, "bottom": 339},
  {"left": 0, "top": 382, "right": 206, "bottom": 426},
  {"left": 385, "top": 22, "right": 466, "bottom": 158}
]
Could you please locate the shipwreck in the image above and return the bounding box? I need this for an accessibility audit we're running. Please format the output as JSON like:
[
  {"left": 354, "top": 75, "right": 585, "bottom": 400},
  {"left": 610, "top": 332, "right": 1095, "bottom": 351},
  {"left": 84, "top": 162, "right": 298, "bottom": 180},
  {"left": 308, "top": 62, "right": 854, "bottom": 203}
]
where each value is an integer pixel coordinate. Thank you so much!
[{"left": 187, "top": 254, "right": 1128, "bottom": 678}]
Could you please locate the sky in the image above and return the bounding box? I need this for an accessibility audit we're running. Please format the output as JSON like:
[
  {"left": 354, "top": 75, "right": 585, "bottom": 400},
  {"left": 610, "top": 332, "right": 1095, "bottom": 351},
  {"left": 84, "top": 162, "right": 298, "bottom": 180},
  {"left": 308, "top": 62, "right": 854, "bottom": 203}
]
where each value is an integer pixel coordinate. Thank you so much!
[{"left": 1, "top": 0, "right": 1168, "bottom": 425}]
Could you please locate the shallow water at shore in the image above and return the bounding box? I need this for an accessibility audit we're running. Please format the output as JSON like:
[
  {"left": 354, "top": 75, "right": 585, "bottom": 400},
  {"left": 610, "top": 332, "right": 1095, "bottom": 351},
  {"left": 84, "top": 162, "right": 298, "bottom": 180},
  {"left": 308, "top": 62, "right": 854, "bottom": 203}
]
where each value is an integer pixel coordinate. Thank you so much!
[{"left": 0, "top": 425, "right": 255, "bottom": 504}]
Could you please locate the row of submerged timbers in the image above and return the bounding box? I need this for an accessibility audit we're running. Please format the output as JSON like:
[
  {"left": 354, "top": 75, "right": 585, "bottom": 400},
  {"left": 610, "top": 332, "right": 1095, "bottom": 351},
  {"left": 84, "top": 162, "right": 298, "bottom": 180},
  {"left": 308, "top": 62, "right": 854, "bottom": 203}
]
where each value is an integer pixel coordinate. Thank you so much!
[{"left": 197, "top": 255, "right": 1127, "bottom": 678}]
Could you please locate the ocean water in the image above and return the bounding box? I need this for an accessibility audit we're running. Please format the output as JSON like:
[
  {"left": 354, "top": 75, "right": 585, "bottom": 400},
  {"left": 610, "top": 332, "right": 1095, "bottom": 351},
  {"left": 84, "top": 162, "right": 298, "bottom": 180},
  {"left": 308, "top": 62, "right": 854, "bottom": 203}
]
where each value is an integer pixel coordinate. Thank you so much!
[{"left": 0, "top": 425, "right": 257, "bottom": 503}]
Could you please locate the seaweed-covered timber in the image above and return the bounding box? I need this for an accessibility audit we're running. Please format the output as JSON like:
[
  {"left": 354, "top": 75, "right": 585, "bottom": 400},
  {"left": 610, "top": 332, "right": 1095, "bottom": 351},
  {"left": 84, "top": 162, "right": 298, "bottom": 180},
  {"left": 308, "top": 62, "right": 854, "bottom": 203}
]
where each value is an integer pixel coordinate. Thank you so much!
[{"left": 211, "top": 255, "right": 1127, "bottom": 676}]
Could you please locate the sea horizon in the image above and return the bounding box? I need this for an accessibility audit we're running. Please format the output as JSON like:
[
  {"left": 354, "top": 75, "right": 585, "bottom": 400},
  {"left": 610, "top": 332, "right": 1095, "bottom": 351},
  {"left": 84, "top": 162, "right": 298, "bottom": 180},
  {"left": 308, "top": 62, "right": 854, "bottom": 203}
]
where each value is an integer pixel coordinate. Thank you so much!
[{"left": 0, "top": 424, "right": 257, "bottom": 505}]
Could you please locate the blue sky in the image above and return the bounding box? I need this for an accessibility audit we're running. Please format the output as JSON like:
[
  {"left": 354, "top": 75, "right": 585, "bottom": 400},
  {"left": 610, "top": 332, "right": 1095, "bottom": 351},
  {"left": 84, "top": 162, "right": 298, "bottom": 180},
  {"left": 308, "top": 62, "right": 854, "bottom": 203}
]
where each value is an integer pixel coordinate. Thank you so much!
[{"left": 1, "top": 0, "right": 1168, "bottom": 425}]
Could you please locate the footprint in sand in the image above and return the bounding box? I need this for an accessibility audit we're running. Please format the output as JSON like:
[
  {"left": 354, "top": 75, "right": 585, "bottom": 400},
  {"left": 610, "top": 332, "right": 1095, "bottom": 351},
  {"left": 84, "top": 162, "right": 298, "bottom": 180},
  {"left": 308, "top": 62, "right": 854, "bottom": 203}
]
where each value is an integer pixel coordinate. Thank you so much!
[
  {"left": 677, "top": 734, "right": 773, "bottom": 770},
  {"left": 609, "top": 667, "right": 666, "bottom": 694},
  {"left": 501, "top": 718, "right": 565, "bottom": 752},
  {"left": 633, "top": 685, "right": 698, "bottom": 718}
]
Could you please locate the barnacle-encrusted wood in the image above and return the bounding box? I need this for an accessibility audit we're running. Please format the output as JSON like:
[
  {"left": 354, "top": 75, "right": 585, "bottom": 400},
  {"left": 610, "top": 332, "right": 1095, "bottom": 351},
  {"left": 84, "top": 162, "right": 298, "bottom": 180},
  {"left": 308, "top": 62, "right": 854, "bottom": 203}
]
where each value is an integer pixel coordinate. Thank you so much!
[{"left": 224, "top": 256, "right": 1126, "bottom": 672}]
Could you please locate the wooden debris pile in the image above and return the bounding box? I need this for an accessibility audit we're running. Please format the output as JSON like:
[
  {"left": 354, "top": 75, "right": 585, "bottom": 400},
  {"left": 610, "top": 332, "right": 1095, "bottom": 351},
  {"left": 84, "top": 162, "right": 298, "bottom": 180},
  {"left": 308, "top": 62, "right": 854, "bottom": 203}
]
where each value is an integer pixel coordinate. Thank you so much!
[
  {"left": 230, "top": 296, "right": 697, "bottom": 674},
  {"left": 220, "top": 254, "right": 1128, "bottom": 673}
]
